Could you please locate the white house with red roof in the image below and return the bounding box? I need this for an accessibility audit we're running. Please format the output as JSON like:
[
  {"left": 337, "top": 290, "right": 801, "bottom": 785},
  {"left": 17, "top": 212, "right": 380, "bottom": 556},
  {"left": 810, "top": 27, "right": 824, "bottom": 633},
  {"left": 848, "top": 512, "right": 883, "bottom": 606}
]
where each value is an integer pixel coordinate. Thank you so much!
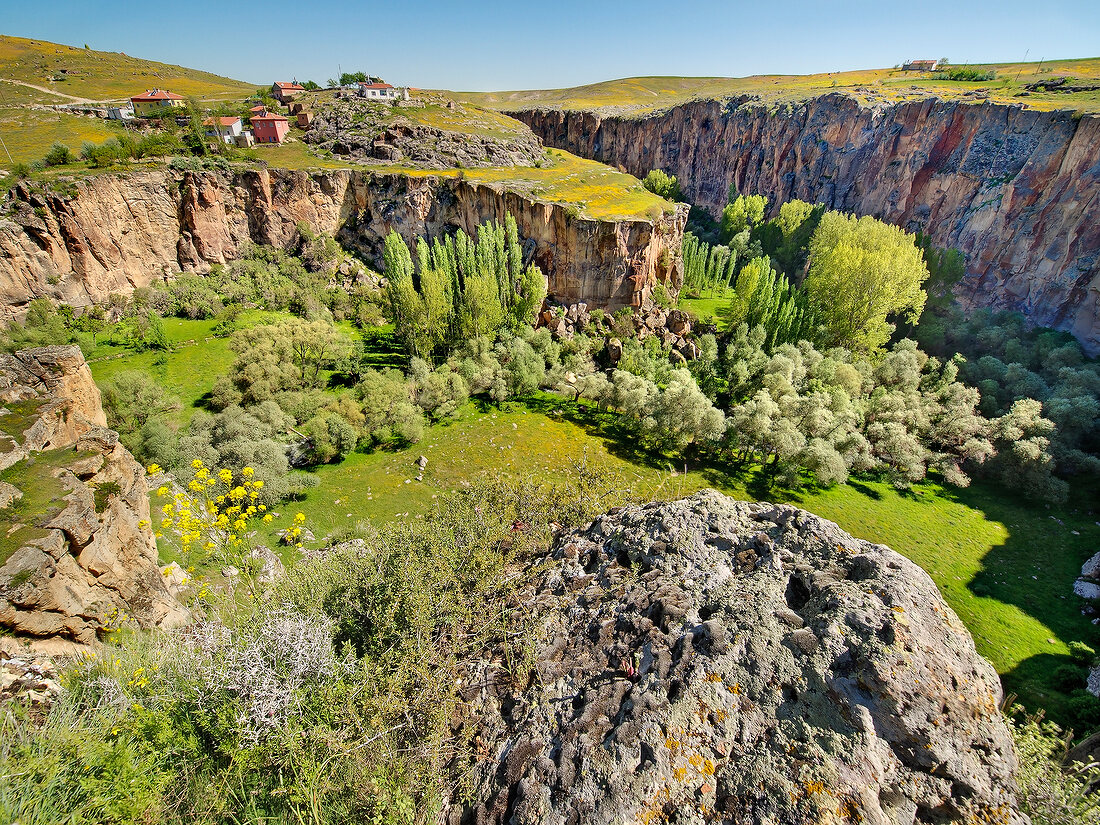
[
  {"left": 358, "top": 82, "right": 407, "bottom": 101},
  {"left": 203, "top": 116, "right": 244, "bottom": 144},
  {"left": 130, "top": 89, "right": 185, "bottom": 117},
  {"left": 271, "top": 82, "right": 306, "bottom": 103}
]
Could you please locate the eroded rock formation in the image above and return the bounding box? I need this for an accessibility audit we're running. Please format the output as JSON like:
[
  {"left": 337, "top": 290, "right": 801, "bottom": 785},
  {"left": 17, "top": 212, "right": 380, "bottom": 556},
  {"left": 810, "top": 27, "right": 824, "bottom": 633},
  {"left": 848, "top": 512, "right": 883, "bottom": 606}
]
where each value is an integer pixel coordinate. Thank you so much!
[
  {"left": 304, "top": 98, "right": 546, "bottom": 168},
  {"left": 448, "top": 491, "right": 1021, "bottom": 824},
  {"left": 512, "top": 96, "right": 1100, "bottom": 354},
  {"left": 0, "top": 346, "right": 187, "bottom": 645},
  {"left": 0, "top": 167, "right": 687, "bottom": 314}
]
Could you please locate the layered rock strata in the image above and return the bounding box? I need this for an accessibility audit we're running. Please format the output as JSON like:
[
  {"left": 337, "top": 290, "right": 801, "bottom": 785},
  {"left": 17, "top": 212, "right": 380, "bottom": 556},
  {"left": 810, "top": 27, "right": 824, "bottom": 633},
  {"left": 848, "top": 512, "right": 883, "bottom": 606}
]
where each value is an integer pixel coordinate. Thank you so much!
[
  {"left": 511, "top": 96, "right": 1100, "bottom": 353},
  {"left": 447, "top": 490, "right": 1022, "bottom": 824},
  {"left": 0, "top": 167, "right": 687, "bottom": 314},
  {"left": 0, "top": 346, "right": 187, "bottom": 645}
]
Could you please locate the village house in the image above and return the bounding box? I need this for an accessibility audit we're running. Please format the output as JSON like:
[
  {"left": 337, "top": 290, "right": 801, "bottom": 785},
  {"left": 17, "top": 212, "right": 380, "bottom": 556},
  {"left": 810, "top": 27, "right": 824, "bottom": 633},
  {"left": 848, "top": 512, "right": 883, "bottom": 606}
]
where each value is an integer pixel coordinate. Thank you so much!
[
  {"left": 271, "top": 82, "right": 306, "bottom": 103},
  {"left": 251, "top": 111, "right": 290, "bottom": 144},
  {"left": 203, "top": 116, "right": 244, "bottom": 144},
  {"left": 130, "top": 89, "right": 185, "bottom": 117},
  {"left": 902, "top": 59, "right": 940, "bottom": 72},
  {"left": 296, "top": 111, "right": 314, "bottom": 128},
  {"left": 107, "top": 105, "right": 134, "bottom": 120},
  {"left": 358, "top": 82, "right": 408, "bottom": 101}
]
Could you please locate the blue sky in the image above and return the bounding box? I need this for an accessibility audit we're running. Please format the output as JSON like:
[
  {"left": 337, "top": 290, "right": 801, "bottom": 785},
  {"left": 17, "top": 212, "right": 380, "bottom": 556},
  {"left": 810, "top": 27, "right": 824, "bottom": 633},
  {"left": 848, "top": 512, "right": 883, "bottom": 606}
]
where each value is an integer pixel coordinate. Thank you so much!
[{"left": 6, "top": 0, "right": 1100, "bottom": 91}]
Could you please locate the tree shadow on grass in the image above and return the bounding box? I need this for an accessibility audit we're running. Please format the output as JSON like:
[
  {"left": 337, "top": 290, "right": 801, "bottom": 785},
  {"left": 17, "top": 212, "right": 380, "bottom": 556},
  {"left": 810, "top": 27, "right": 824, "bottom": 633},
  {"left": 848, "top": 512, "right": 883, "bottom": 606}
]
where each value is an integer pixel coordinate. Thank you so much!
[
  {"left": 194, "top": 390, "right": 216, "bottom": 412},
  {"left": 848, "top": 479, "right": 883, "bottom": 500},
  {"left": 935, "top": 478, "right": 1100, "bottom": 724},
  {"left": 518, "top": 394, "right": 824, "bottom": 506},
  {"left": 519, "top": 394, "right": 670, "bottom": 471},
  {"left": 1001, "top": 652, "right": 1082, "bottom": 731},
  {"left": 359, "top": 328, "right": 407, "bottom": 371}
]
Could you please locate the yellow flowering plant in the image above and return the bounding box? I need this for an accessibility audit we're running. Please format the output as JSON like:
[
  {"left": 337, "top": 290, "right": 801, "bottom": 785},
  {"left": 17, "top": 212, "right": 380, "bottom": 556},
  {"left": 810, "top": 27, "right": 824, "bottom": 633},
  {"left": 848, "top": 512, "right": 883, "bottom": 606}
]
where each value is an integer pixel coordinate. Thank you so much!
[{"left": 148, "top": 460, "right": 286, "bottom": 598}]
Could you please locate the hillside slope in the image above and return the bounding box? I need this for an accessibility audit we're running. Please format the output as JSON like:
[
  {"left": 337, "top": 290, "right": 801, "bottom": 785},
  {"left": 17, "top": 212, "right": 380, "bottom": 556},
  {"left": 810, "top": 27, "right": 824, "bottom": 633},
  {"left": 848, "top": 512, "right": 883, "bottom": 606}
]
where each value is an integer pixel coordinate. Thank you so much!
[
  {"left": 0, "top": 34, "right": 254, "bottom": 103},
  {"left": 461, "top": 58, "right": 1100, "bottom": 115}
]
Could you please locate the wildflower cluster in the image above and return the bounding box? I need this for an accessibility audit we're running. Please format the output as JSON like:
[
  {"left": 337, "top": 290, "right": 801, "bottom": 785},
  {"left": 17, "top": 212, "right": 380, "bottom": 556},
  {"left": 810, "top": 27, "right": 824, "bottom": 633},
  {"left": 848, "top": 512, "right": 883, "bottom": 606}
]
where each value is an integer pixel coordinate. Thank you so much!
[
  {"left": 100, "top": 605, "right": 138, "bottom": 635},
  {"left": 282, "top": 511, "right": 307, "bottom": 550},
  {"left": 149, "top": 460, "right": 283, "bottom": 597}
]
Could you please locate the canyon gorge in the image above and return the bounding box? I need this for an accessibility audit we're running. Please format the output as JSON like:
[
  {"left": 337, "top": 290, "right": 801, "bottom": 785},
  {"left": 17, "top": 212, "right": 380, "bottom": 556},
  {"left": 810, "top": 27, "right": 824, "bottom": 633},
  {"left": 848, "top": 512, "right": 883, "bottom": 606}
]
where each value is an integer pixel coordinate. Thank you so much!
[
  {"left": 510, "top": 95, "right": 1100, "bottom": 353},
  {"left": 0, "top": 167, "right": 687, "bottom": 316}
]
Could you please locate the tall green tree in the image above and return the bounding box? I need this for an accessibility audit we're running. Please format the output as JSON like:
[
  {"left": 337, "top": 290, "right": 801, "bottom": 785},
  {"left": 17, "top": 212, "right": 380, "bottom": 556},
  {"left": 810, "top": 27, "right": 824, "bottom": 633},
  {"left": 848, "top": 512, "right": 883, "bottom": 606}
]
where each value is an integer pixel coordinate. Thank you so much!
[{"left": 803, "top": 212, "right": 928, "bottom": 352}]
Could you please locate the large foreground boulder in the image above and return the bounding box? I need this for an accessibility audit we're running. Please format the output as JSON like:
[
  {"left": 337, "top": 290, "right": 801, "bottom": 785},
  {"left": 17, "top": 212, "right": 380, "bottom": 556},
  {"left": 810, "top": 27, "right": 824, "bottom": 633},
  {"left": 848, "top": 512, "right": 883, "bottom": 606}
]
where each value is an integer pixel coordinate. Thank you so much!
[
  {"left": 448, "top": 491, "right": 1022, "bottom": 824},
  {"left": 0, "top": 346, "right": 186, "bottom": 646}
]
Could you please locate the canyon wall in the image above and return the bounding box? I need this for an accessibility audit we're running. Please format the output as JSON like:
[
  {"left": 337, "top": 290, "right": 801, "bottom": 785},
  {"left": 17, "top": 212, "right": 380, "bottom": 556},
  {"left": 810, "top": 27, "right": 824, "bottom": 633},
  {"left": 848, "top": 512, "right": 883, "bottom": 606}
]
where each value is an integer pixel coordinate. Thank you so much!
[
  {"left": 0, "top": 167, "right": 687, "bottom": 316},
  {"left": 511, "top": 96, "right": 1100, "bottom": 353}
]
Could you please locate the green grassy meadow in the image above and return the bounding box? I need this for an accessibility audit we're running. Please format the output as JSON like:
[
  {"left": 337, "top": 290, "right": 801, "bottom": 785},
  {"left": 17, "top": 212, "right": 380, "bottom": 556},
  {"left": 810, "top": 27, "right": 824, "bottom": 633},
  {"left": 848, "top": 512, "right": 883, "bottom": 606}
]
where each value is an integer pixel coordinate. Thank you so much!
[
  {"left": 0, "top": 34, "right": 254, "bottom": 103},
  {"left": 678, "top": 289, "right": 732, "bottom": 327},
  {"left": 85, "top": 325, "right": 1100, "bottom": 724},
  {"left": 460, "top": 57, "right": 1100, "bottom": 115}
]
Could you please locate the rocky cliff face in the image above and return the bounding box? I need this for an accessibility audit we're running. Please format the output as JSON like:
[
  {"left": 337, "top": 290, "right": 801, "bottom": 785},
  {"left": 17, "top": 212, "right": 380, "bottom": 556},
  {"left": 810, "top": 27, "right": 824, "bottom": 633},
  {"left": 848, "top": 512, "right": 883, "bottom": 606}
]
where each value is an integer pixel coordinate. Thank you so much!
[
  {"left": 0, "top": 346, "right": 187, "bottom": 646},
  {"left": 0, "top": 167, "right": 686, "bottom": 315},
  {"left": 512, "top": 96, "right": 1100, "bottom": 354},
  {"left": 447, "top": 491, "right": 1021, "bottom": 824}
]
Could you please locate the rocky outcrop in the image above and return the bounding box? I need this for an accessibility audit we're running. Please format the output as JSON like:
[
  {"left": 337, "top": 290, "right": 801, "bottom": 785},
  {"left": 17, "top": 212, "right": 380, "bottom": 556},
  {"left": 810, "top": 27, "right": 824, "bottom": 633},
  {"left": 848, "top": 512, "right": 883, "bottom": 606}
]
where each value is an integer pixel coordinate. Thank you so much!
[
  {"left": 0, "top": 344, "right": 106, "bottom": 464},
  {"left": 304, "top": 98, "right": 545, "bottom": 168},
  {"left": 0, "top": 166, "right": 687, "bottom": 315},
  {"left": 0, "top": 346, "right": 187, "bottom": 646},
  {"left": 511, "top": 96, "right": 1100, "bottom": 354},
  {"left": 1075, "top": 551, "right": 1100, "bottom": 602},
  {"left": 448, "top": 491, "right": 1021, "bottom": 824}
]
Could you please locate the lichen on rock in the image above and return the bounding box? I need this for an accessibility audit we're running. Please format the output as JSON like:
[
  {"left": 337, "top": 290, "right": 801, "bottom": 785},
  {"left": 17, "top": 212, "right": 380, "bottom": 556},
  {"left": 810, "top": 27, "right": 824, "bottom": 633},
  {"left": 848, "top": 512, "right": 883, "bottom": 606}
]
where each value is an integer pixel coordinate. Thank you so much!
[{"left": 447, "top": 490, "right": 1022, "bottom": 824}]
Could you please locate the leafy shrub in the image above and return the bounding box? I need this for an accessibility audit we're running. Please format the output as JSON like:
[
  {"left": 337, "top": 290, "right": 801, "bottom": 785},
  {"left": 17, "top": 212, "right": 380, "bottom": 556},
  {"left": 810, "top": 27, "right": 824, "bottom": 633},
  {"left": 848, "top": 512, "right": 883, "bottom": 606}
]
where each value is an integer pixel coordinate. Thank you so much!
[
  {"left": 1052, "top": 663, "right": 1087, "bottom": 692},
  {"left": 1009, "top": 706, "right": 1100, "bottom": 824},
  {"left": 1069, "top": 641, "right": 1097, "bottom": 666},
  {"left": 42, "top": 142, "right": 74, "bottom": 166},
  {"left": 1067, "top": 690, "right": 1100, "bottom": 731},
  {"left": 940, "top": 66, "right": 996, "bottom": 82},
  {"left": 641, "top": 169, "right": 681, "bottom": 201}
]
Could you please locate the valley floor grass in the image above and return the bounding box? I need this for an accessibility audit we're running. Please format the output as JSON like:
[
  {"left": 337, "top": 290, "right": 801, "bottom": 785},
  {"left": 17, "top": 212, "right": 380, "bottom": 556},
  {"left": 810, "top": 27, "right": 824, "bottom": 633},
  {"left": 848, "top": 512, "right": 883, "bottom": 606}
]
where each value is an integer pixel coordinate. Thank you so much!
[
  {"left": 678, "top": 289, "right": 732, "bottom": 328},
  {"left": 263, "top": 393, "right": 1099, "bottom": 725},
  {"left": 90, "top": 333, "right": 1100, "bottom": 728}
]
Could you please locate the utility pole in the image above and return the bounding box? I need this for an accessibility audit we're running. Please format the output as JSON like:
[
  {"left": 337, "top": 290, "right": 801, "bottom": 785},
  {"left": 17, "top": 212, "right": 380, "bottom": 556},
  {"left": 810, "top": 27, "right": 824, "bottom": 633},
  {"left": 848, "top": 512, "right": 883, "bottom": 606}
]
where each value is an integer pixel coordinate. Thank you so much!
[
  {"left": 1015, "top": 50, "right": 1029, "bottom": 83},
  {"left": 0, "top": 80, "right": 10, "bottom": 166}
]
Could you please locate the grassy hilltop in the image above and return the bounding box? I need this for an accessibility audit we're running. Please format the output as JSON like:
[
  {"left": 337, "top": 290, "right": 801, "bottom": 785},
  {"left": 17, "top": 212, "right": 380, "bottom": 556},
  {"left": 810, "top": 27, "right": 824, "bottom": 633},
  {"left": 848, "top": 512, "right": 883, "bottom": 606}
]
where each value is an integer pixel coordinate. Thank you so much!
[
  {"left": 0, "top": 34, "right": 254, "bottom": 102},
  {"left": 0, "top": 34, "right": 255, "bottom": 169},
  {"left": 459, "top": 57, "right": 1100, "bottom": 115}
]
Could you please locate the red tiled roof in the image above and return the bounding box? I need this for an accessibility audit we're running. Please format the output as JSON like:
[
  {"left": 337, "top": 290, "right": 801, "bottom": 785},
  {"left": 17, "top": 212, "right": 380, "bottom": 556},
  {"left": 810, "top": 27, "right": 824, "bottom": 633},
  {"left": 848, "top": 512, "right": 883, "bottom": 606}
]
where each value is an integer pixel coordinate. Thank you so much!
[
  {"left": 250, "top": 104, "right": 267, "bottom": 112},
  {"left": 273, "top": 82, "right": 306, "bottom": 91},
  {"left": 203, "top": 116, "right": 242, "bottom": 126},
  {"left": 251, "top": 113, "right": 288, "bottom": 122},
  {"left": 131, "top": 89, "right": 184, "bottom": 101},
  {"left": 359, "top": 82, "right": 394, "bottom": 89}
]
